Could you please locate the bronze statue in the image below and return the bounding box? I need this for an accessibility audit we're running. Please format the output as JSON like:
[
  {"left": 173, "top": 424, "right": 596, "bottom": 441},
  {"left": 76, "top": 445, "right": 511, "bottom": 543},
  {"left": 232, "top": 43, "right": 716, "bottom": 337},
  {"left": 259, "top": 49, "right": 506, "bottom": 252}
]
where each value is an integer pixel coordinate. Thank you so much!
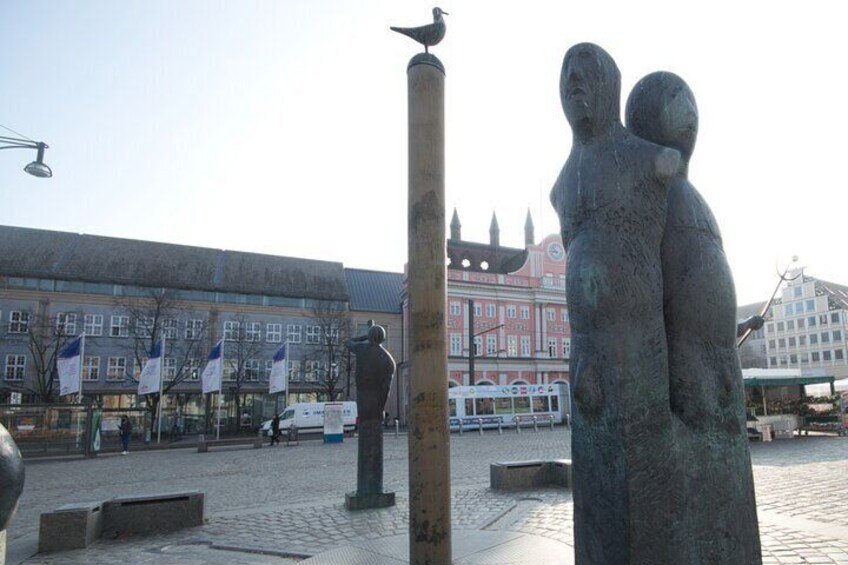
[
  {"left": 345, "top": 322, "right": 396, "bottom": 509},
  {"left": 0, "top": 423, "right": 25, "bottom": 535},
  {"left": 390, "top": 7, "right": 448, "bottom": 53}
]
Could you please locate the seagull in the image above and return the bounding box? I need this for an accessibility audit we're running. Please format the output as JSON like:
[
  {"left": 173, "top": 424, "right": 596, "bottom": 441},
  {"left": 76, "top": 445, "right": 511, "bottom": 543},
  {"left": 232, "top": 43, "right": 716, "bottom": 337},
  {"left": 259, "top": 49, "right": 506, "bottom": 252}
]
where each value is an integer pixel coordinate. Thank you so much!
[{"left": 390, "top": 7, "right": 448, "bottom": 53}]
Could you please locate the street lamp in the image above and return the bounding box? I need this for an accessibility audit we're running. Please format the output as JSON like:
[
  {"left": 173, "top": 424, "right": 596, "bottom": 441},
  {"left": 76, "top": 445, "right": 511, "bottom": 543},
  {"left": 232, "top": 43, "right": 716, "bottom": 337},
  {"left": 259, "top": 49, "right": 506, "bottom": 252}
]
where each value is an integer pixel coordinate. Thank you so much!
[{"left": 0, "top": 135, "right": 52, "bottom": 178}]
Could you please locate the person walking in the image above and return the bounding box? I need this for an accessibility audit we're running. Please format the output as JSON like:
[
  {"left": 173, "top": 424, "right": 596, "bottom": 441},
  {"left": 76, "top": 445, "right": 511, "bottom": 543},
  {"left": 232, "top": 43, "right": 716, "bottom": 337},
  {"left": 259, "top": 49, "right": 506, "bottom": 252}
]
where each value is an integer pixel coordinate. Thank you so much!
[
  {"left": 270, "top": 413, "right": 281, "bottom": 447},
  {"left": 119, "top": 415, "right": 132, "bottom": 455}
]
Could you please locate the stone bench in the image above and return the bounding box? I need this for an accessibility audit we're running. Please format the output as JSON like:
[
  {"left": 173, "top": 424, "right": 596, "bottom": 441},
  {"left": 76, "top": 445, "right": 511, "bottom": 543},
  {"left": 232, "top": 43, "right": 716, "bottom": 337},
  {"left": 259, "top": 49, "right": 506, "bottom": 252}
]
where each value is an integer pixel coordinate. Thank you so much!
[
  {"left": 38, "top": 501, "right": 104, "bottom": 553},
  {"left": 197, "top": 436, "right": 263, "bottom": 452},
  {"left": 490, "top": 459, "right": 572, "bottom": 491},
  {"left": 101, "top": 491, "right": 204, "bottom": 537},
  {"left": 512, "top": 414, "right": 556, "bottom": 432}
]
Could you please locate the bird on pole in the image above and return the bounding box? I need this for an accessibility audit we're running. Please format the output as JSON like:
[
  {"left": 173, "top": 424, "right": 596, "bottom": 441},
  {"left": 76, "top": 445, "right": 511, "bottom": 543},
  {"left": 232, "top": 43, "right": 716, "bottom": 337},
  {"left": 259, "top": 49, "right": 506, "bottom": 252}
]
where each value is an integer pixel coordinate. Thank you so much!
[{"left": 390, "top": 7, "right": 448, "bottom": 53}]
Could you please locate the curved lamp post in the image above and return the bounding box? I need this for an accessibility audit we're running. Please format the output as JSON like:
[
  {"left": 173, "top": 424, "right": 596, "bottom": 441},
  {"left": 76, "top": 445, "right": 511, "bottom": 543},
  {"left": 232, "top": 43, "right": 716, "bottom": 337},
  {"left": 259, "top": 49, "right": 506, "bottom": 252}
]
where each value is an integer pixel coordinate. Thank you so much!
[{"left": 0, "top": 135, "right": 52, "bottom": 178}]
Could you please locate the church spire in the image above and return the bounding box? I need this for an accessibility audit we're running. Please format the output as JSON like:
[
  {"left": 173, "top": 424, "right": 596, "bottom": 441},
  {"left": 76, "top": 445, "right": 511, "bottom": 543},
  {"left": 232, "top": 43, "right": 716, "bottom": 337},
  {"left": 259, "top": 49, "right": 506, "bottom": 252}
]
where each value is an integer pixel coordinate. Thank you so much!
[
  {"left": 450, "top": 208, "right": 461, "bottom": 240},
  {"left": 524, "top": 208, "right": 535, "bottom": 246},
  {"left": 489, "top": 211, "right": 500, "bottom": 247}
]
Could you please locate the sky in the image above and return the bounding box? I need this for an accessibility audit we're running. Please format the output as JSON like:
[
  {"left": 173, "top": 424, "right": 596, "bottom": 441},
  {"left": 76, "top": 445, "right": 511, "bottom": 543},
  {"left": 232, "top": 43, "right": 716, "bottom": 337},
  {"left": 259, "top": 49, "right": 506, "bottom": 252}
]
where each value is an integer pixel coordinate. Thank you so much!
[{"left": 1, "top": 1, "right": 846, "bottom": 306}]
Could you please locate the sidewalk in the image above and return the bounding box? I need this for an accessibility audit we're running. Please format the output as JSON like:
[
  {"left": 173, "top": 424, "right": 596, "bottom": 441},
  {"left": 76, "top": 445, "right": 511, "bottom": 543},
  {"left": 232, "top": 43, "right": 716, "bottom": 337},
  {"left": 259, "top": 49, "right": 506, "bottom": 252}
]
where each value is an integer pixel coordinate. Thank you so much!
[{"left": 8, "top": 432, "right": 848, "bottom": 564}]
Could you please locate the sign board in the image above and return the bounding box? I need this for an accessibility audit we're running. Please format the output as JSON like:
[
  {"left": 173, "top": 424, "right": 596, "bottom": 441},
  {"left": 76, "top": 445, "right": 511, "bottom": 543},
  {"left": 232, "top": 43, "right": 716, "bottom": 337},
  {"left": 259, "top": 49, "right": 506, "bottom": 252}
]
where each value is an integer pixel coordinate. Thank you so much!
[{"left": 323, "top": 402, "right": 344, "bottom": 444}]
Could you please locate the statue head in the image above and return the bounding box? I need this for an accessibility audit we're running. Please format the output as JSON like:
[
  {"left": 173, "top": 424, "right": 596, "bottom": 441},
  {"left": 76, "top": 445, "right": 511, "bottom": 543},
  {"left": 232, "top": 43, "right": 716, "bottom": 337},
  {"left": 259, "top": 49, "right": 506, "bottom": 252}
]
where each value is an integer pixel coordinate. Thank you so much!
[
  {"left": 368, "top": 324, "right": 386, "bottom": 345},
  {"left": 560, "top": 43, "right": 621, "bottom": 139},
  {"left": 625, "top": 71, "right": 698, "bottom": 162}
]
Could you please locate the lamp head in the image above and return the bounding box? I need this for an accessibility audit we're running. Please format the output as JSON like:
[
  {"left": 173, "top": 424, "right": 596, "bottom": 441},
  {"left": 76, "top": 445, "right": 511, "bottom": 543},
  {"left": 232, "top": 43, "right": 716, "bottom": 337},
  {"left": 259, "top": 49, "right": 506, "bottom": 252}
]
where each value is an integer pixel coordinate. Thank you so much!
[{"left": 24, "top": 142, "right": 51, "bottom": 178}]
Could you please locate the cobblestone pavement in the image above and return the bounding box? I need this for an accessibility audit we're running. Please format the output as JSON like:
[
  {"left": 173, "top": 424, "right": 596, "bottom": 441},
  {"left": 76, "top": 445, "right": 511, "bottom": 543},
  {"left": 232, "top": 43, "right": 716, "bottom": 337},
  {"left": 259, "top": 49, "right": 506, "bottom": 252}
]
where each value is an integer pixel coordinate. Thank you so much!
[{"left": 8, "top": 430, "right": 848, "bottom": 564}]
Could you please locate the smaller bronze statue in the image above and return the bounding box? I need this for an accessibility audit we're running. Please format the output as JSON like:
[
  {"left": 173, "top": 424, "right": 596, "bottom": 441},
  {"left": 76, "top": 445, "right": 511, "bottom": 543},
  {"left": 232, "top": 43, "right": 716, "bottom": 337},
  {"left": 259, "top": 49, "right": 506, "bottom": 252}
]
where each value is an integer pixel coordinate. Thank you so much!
[
  {"left": 345, "top": 321, "right": 396, "bottom": 510},
  {"left": 390, "top": 7, "right": 448, "bottom": 53}
]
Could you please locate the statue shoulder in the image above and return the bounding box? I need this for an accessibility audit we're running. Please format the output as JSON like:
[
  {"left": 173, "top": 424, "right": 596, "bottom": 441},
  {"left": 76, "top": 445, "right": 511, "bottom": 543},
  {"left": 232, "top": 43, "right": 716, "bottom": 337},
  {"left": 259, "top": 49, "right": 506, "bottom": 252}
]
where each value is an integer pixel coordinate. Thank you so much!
[{"left": 653, "top": 147, "right": 680, "bottom": 180}]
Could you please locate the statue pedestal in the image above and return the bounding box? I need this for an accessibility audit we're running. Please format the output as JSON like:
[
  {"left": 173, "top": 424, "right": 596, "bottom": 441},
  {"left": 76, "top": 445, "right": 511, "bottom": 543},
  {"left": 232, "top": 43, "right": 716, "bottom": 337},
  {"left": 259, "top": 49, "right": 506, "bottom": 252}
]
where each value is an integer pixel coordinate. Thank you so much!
[{"left": 345, "top": 491, "right": 395, "bottom": 511}]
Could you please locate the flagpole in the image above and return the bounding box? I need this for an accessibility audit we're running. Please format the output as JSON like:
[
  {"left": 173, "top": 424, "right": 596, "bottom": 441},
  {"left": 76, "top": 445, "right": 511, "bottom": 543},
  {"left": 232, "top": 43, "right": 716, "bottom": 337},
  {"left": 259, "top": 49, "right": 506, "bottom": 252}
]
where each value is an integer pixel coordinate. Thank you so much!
[
  {"left": 216, "top": 340, "right": 223, "bottom": 440},
  {"left": 283, "top": 340, "right": 289, "bottom": 411},
  {"left": 78, "top": 333, "right": 86, "bottom": 404},
  {"left": 157, "top": 336, "right": 165, "bottom": 444}
]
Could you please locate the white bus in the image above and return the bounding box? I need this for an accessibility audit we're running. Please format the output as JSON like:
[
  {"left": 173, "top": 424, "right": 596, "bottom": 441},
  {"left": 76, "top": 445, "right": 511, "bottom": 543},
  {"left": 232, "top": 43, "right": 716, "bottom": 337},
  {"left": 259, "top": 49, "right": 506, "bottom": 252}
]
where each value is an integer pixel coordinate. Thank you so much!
[{"left": 448, "top": 383, "right": 570, "bottom": 430}]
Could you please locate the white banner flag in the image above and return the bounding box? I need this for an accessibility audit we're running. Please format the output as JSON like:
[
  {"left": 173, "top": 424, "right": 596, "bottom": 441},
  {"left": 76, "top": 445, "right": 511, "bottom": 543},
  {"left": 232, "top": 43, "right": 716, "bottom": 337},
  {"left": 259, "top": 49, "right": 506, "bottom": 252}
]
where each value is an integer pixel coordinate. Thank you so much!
[
  {"left": 269, "top": 344, "right": 287, "bottom": 395},
  {"left": 201, "top": 339, "right": 224, "bottom": 394},
  {"left": 137, "top": 339, "right": 164, "bottom": 396},
  {"left": 57, "top": 336, "right": 83, "bottom": 396}
]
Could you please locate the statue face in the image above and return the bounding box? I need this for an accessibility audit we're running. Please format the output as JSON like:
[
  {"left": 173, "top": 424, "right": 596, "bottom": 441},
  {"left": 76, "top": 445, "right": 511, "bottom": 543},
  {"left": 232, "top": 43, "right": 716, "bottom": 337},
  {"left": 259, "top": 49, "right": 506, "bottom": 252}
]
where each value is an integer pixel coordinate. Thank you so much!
[
  {"left": 560, "top": 44, "right": 620, "bottom": 137},
  {"left": 658, "top": 84, "right": 698, "bottom": 159},
  {"left": 626, "top": 72, "right": 698, "bottom": 161}
]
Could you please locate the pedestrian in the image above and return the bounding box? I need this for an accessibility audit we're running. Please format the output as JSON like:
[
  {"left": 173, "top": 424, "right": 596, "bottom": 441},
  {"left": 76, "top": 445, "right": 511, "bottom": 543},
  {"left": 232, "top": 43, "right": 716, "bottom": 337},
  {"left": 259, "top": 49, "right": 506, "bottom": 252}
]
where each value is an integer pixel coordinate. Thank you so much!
[
  {"left": 270, "top": 413, "right": 281, "bottom": 446},
  {"left": 119, "top": 415, "right": 132, "bottom": 455}
]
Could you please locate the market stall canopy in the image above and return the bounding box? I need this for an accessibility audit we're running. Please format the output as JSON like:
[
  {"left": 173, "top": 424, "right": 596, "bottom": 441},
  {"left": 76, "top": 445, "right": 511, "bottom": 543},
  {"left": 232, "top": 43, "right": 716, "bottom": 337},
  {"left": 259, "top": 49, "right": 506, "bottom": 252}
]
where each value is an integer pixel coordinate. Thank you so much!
[{"left": 742, "top": 368, "right": 835, "bottom": 388}]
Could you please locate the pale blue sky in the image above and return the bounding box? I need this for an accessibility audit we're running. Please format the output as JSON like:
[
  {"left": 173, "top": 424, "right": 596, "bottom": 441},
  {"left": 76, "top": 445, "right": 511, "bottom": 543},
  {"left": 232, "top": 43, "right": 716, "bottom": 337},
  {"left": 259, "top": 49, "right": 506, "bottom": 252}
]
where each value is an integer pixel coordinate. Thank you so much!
[{"left": 2, "top": 1, "right": 846, "bottom": 305}]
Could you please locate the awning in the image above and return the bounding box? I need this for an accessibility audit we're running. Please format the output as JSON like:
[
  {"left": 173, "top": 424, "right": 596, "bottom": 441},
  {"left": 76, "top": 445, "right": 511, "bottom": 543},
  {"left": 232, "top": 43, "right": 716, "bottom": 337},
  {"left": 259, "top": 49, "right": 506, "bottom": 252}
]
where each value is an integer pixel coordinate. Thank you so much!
[{"left": 743, "top": 375, "right": 835, "bottom": 388}]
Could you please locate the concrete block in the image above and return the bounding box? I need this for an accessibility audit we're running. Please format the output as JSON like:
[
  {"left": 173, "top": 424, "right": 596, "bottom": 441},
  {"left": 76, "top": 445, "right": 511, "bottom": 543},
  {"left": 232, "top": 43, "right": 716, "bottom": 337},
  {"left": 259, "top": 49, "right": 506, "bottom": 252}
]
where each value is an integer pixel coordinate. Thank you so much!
[
  {"left": 345, "top": 491, "right": 396, "bottom": 510},
  {"left": 102, "top": 491, "right": 203, "bottom": 537},
  {"left": 38, "top": 501, "right": 104, "bottom": 553},
  {"left": 490, "top": 460, "right": 572, "bottom": 491}
]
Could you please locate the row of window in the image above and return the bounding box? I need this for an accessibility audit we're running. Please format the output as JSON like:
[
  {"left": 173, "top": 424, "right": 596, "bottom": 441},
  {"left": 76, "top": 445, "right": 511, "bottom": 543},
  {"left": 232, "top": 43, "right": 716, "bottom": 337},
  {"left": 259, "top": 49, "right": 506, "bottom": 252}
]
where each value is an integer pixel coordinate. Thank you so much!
[
  {"left": 767, "top": 311, "right": 841, "bottom": 333},
  {"left": 769, "top": 330, "right": 844, "bottom": 350},
  {"left": 782, "top": 299, "right": 821, "bottom": 317},
  {"left": 449, "top": 334, "right": 571, "bottom": 359},
  {"left": 3, "top": 311, "right": 333, "bottom": 345},
  {"left": 3, "top": 354, "right": 337, "bottom": 383},
  {"left": 769, "top": 349, "right": 845, "bottom": 366},
  {"left": 448, "top": 302, "right": 569, "bottom": 323}
]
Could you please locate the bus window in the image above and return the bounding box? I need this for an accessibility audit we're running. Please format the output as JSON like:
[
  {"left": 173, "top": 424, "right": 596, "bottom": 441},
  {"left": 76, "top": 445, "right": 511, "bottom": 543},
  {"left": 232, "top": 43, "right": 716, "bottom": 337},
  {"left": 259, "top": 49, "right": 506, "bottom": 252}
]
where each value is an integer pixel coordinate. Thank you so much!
[
  {"left": 514, "top": 397, "right": 530, "bottom": 414},
  {"left": 551, "top": 395, "right": 559, "bottom": 413},
  {"left": 465, "top": 398, "right": 474, "bottom": 416},
  {"left": 449, "top": 398, "right": 457, "bottom": 417},
  {"left": 533, "top": 396, "right": 549, "bottom": 413},
  {"left": 475, "top": 397, "right": 494, "bottom": 415},
  {"left": 495, "top": 397, "right": 513, "bottom": 415}
]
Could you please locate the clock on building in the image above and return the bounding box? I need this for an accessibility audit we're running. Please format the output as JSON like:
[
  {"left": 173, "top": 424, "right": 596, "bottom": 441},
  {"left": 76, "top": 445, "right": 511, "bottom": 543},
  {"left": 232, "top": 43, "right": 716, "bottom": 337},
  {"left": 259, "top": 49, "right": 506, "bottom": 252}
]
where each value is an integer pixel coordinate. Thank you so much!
[{"left": 547, "top": 241, "right": 565, "bottom": 261}]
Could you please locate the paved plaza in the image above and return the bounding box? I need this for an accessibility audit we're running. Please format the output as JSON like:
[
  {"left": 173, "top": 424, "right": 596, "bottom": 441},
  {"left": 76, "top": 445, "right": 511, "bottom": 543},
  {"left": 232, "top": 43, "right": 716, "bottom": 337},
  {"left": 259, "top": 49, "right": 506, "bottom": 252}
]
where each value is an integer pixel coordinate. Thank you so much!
[{"left": 5, "top": 429, "right": 848, "bottom": 564}]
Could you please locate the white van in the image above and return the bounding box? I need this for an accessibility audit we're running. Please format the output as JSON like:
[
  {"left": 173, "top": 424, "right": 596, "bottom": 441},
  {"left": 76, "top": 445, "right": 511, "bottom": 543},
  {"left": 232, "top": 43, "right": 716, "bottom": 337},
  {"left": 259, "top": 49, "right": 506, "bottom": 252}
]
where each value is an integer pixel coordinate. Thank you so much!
[{"left": 260, "top": 402, "right": 358, "bottom": 436}]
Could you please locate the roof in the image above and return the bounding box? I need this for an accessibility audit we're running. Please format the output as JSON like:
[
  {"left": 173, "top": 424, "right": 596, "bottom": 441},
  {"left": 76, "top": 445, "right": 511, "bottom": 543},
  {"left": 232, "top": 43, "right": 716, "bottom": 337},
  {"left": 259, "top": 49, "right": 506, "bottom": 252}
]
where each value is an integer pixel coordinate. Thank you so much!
[
  {"left": 344, "top": 268, "right": 403, "bottom": 313},
  {"left": 0, "top": 225, "right": 348, "bottom": 301},
  {"left": 446, "top": 239, "right": 528, "bottom": 274},
  {"left": 737, "top": 301, "right": 767, "bottom": 320},
  {"left": 742, "top": 368, "right": 835, "bottom": 388}
]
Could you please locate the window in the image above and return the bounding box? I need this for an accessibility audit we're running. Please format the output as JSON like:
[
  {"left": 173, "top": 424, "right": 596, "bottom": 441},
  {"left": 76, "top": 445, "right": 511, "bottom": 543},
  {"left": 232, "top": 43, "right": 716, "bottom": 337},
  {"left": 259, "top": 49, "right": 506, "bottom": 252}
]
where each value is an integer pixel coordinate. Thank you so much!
[
  {"left": 84, "top": 314, "right": 104, "bottom": 336},
  {"left": 777, "top": 322, "right": 784, "bottom": 332},
  {"left": 768, "top": 339, "right": 776, "bottom": 349},
  {"left": 811, "top": 351, "right": 820, "bottom": 362},
  {"left": 799, "top": 335, "right": 807, "bottom": 346},
  {"left": 223, "top": 360, "right": 237, "bottom": 381},
  {"left": 245, "top": 359, "right": 261, "bottom": 381},
  {"left": 801, "top": 353, "right": 809, "bottom": 364},
  {"left": 787, "top": 320, "right": 795, "bottom": 331},
  {"left": 4, "top": 355, "right": 25, "bottom": 380},
  {"left": 288, "top": 359, "right": 301, "bottom": 381},
  {"left": 766, "top": 322, "right": 774, "bottom": 333},
  {"left": 507, "top": 336, "right": 518, "bottom": 357},
  {"left": 486, "top": 334, "right": 497, "bottom": 355},
  {"left": 186, "top": 359, "right": 201, "bottom": 381},
  {"left": 56, "top": 313, "right": 77, "bottom": 335},
  {"left": 287, "top": 324, "right": 302, "bottom": 343},
  {"left": 820, "top": 315, "right": 829, "bottom": 326},
  {"left": 788, "top": 337, "right": 796, "bottom": 347},
  {"left": 164, "top": 358, "right": 176, "bottom": 380},
  {"left": 486, "top": 304, "right": 496, "bottom": 318},
  {"left": 473, "top": 336, "right": 482, "bottom": 356},
  {"left": 836, "top": 349, "right": 844, "bottom": 360},
  {"left": 831, "top": 312, "right": 841, "bottom": 324},
  {"left": 223, "top": 321, "right": 240, "bottom": 341},
  {"left": 798, "top": 318, "right": 805, "bottom": 329},
  {"left": 473, "top": 303, "right": 482, "bottom": 317},
  {"left": 185, "top": 319, "right": 204, "bottom": 340},
  {"left": 769, "top": 357, "right": 777, "bottom": 367},
  {"left": 784, "top": 305, "right": 792, "bottom": 316},
  {"left": 547, "top": 309, "right": 556, "bottom": 322},
  {"left": 806, "top": 299, "right": 815, "bottom": 311},
  {"left": 520, "top": 335, "right": 531, "bottom": 357},
  {"left": 823, "top": 350, "right": 832, "bottom": 361},
  {"left": 506, "top": 305, "right": 517, "bottom": 319},
  {"left": 520, "top": 306, "right": 530, "bottom": 319},
  {"left": 793, "top": 286, "right": 802, "bottom": 298},
  {"left": 821, "top": 332, "right": 830, "bottom": 343},
  {"left": 449, "top": 301, "right": 460, "bottom": 316},
  {"left": 8, "top": 311, "right": 29, "bottom": 334},
  {"left": 107, "top": 357, "right": 127, "bottom": 380},
  {"left": 323, "top": 328, "right": 340, "bottom": 345},
  {"left": 778, "top": 338, "right": 786, "bottom": 348},
  {"left": 548, "top": 337, "right": 557, "bottom": 357},
  {"left": 306, "top": 325, "right": 321, "bottom": 344},
  {"left": 245, "top": 322, "right": 262, "bottom": 342},
  {"left": 304, "top": 360, "right": 320, "bottom": 381},
  {"left": 808, "top": 316, "right": 816, "bottom": 327},
  {"left": 110, "top": 316, "right": 129, "bottom": 338},
  {"left": 833, "top": 330, "right": 842, "bottom": 341},
  {"left": 162, "top": 319, "right": 179, "bottom": 340},
  {"left": 563, "top": 338, "right": 571, "bottom": 359},
  {"left": 561, "top": 309, "right": 569, "bottom": 322},
  {"left": 135, "top": 317, "right": 154, "bottom": 338},
  {"left": 789, "top": 354, "right": 797, "bottom": 364},
  {"left": 83, "top": 356, "right": 100, "bottom": 381},
  {"left": 450, "top": 333, "right": 462, "bottom": 356},
  {"left": 795, "top": 303, "right": 804, "bottom": 314},
  {"left": 266, "top": 323, "right": 282, "bottom": 343},
  {"left": 810, "top": 334, "right": 818, "bottom": 345}
]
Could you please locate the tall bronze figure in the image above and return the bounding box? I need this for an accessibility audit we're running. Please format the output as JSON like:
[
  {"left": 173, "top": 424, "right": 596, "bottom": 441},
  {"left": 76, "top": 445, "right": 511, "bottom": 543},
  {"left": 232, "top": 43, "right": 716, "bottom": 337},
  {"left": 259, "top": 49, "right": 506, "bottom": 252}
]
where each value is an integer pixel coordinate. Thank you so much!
[
  {"left": 626, "top": 71, "right": 761, "bottom": 564},
  {"left": 345, "top": 322, "right": 396, "bottom": 510},
  {"left": 550, "top": 43, "right": 683, "bottom": 564}
]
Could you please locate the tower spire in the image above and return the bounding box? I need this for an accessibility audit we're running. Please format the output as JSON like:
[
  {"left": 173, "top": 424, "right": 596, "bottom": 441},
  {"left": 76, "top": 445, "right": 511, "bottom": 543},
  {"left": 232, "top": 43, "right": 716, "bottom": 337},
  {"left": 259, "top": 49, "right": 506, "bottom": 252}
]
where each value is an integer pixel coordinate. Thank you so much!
[
  {"left": 450, "top": 208, "right": 461, "bottom": 240},
  {"left": 524, "top": 208, "right": 535, "bottom": 246},
  {"left": 489, "top": 211, "right": 500, "bottom": 247}
]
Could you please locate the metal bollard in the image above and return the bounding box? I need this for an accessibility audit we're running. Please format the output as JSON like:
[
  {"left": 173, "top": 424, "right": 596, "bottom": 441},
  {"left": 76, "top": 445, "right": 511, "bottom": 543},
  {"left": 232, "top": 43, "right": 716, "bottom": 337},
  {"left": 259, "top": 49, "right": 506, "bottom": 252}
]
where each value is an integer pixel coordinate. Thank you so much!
[
  {"left": 532, "top": 415, "right": 538, "bottom": 432},
  {"left": 459, "top": 420, "right": 464, "bottom": 436},
  {"left": 394, "top": 418, "right": 400, "bottom": 439},
  {"left": 477, "top": 418, "right": 484, "bottom": 436},
  {"left": 497, "top": 420, "right": 503, "bottom": 435},
  {"left": 514, "top": 416, "right": 521, "bottom": 434},
  {"left": 549, "top": 415, "right": 555, "bottom": 431}
]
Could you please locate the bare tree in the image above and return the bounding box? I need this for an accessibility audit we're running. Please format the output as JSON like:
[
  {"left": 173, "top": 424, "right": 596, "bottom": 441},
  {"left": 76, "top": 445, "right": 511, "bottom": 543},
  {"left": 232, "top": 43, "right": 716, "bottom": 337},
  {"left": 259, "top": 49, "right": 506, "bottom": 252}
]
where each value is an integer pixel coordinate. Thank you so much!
[
  {"left": 0, "top": 306, "right": 79, "bottom": 403},
  {"left": 303, "top": 301, "right": 353, "bottom": 401},
  {"left": 116, "top": 289, "right": 209, "bottom": 435},
  {"left": 220, "top": 313, "right": 264, "bottom": 431}
]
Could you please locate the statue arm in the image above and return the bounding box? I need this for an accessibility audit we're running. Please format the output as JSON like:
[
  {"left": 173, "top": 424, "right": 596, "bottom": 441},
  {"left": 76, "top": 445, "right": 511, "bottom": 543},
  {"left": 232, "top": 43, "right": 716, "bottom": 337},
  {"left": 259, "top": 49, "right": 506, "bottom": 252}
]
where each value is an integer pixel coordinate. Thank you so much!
[{"left": 736, "top": 315, "right": 765, "bottom": 338}]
